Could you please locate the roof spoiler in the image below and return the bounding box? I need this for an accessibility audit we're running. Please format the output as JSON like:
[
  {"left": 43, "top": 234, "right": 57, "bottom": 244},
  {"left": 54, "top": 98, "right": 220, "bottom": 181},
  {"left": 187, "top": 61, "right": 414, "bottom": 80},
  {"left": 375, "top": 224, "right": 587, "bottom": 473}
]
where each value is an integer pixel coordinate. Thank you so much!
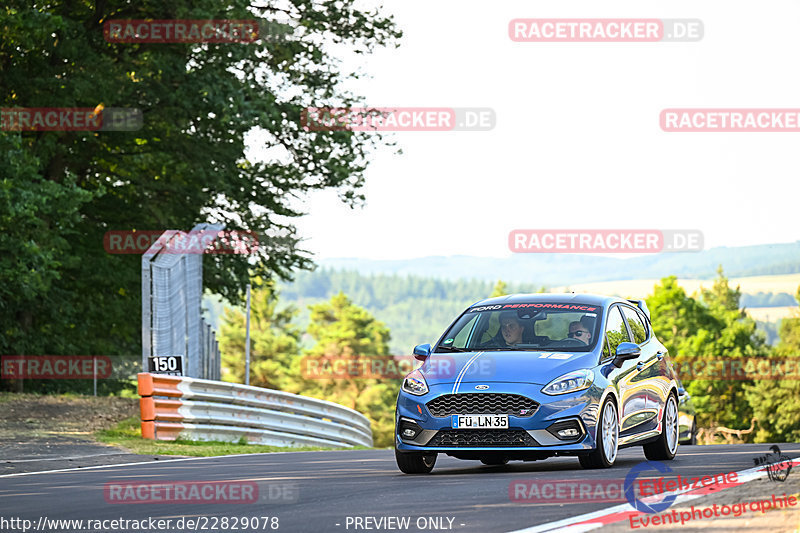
[{"left": 628, "top": 299, "right": 651, "bottom": 320}]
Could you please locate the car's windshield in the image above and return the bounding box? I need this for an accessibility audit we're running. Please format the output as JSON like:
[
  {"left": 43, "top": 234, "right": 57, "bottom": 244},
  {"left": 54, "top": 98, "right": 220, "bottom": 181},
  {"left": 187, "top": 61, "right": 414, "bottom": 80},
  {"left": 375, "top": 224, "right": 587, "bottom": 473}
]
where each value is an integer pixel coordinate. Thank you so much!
[{"left": 436, "top": 302, "right": 602, "bottom": 353}]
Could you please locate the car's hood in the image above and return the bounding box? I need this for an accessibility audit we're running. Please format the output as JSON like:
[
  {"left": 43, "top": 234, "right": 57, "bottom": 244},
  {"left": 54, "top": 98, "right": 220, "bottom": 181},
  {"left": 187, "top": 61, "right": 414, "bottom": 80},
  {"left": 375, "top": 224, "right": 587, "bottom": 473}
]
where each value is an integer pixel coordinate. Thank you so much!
[{"left": 418, "top": 350, "right": 596, "bottom": 386}]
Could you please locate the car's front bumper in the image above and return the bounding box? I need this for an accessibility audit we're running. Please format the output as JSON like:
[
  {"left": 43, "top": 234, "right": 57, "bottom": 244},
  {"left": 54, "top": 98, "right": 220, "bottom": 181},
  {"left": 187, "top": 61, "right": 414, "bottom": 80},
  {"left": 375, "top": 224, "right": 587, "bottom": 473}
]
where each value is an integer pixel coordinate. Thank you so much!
[{"left": 395, "top": 382, "right": 603, "bottom": 454}]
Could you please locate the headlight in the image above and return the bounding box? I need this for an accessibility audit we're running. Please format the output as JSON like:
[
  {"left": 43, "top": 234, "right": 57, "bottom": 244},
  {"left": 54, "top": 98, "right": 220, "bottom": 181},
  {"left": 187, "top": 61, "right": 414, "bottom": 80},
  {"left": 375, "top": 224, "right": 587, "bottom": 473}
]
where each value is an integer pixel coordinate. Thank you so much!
[
  {"left": 402, "top": 369, "right": 429, "bottom": 396},
  {"left": 541, "top": 369, "right": 594, "bottom": 395}
]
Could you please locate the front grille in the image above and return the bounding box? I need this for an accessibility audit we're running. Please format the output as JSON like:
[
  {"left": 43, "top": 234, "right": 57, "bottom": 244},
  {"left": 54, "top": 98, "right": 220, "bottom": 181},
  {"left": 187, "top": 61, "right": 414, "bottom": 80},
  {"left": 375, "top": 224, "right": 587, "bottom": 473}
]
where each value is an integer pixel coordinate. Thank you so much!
[
  {"left": 426, "top": 393, "right": 538, "bottom": 417},
  {"left": 427, "top": 429, "right": 538, "bottom": 447}
]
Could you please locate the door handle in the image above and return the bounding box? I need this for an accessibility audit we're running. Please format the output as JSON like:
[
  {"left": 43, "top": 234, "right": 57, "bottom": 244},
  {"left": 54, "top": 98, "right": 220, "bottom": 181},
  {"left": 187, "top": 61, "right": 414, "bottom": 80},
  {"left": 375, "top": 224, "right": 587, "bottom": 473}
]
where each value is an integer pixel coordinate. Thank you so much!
[
  {"left": 656, "top": 351, "right": 665, "bottom": 360},
  {"left": 636, "top": 361, "right": 645, "bottom": 371}
]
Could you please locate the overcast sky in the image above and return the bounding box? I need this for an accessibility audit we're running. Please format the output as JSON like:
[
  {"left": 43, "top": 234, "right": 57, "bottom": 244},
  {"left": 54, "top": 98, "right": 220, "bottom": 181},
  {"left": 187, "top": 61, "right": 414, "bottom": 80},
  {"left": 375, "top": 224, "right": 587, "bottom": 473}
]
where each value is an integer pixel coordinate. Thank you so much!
[{"left": 279, "top": 0, "right": 800, "bottom": 260}]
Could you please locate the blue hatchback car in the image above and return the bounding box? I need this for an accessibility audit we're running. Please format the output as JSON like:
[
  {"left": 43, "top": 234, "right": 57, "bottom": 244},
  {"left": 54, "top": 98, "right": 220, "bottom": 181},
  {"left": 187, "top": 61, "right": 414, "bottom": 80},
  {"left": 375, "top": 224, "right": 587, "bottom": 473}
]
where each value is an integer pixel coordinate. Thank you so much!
[{"left": 395, "top": 294, "right": 681, "bottom": 473}]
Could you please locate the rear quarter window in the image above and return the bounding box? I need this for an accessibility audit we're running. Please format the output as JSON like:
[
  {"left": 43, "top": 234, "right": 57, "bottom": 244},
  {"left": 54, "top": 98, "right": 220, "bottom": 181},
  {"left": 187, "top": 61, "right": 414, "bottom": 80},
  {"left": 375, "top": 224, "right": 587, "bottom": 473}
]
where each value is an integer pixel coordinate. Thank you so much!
[
  {"left": 603, "top": 306, "right": 631, "bottom": 357},
  {"left": 621, "top": 306, "right": 647, "bottom": 344}
]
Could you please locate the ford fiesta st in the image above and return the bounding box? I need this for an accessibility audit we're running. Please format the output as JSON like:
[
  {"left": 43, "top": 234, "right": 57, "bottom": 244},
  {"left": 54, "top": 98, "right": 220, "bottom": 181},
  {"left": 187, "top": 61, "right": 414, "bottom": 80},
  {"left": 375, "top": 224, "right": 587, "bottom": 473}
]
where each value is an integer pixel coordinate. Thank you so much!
[{"left": 395, "top": 294, "right": 681, "bottom": 474}]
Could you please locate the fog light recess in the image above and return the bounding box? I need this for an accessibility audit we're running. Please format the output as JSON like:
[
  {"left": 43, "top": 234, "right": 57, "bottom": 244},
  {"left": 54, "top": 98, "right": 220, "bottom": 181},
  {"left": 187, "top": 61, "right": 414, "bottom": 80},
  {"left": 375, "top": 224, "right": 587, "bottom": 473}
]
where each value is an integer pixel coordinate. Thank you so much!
[
  {"left": 546, "top": 419, "right": 585, "bottom": 441},
  {"left": 399, "top": 417, "right": 423, "bottom": 441}
]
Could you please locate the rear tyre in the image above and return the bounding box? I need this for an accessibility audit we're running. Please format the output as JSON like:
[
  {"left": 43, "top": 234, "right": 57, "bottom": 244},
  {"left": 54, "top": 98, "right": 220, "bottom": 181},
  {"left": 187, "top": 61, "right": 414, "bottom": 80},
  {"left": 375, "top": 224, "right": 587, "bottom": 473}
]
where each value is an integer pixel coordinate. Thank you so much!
[
  {"left": 395, "top": 448, "right": 437, "bottom": 474},
  {"left": 680, "top": 420, "right": 697, "bottom": 446},
  {"left": 644, "top": 393, "right": 679, "bottom": 460},
  {"left": 580, "top": 398, "right": 619, "bottom": 469}
]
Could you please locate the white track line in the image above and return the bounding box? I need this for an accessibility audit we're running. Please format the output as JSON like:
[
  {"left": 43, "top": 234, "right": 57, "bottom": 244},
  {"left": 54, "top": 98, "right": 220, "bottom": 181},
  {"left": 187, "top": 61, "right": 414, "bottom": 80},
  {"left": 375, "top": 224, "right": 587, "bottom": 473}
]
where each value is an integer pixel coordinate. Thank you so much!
[
  {"left": 507, "top": 455, "right": 800, "bottom": 533},
  {"left": 0, "top": 448, "right": 382, "bottom": 478},
  {"left": 5, "top": 452, "right": 128, "bottom": 463},
  {"left": 0, "top": 449, "right": 360, "bottom": 478},
  {"left": 0, "top": 456, "right": 214, "bottom": 478}
]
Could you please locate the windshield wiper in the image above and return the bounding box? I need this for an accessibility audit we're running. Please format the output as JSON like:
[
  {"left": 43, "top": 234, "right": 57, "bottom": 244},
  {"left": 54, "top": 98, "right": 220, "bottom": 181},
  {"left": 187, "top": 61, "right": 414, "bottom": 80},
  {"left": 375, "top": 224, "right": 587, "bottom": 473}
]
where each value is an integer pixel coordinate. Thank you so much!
[
  {"left": 487, "top": 347, "right": 533, "bottom": 351},
  {"left": 434, "top": 346, "right": 472, "bottom": 352}
]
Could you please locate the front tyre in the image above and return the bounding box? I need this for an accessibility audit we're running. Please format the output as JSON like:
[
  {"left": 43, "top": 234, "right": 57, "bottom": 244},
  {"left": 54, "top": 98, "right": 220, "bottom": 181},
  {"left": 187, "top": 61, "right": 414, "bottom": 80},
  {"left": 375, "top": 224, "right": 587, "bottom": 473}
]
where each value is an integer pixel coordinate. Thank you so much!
[
  {"left": 644, "top": 393, "right": 679, "bottom": 460},
  {"left": 580, "top": 397, "right": 619, "bottom": 469},
  {"left": 395, "top": 448, "right": 437, "bottom": 474}
]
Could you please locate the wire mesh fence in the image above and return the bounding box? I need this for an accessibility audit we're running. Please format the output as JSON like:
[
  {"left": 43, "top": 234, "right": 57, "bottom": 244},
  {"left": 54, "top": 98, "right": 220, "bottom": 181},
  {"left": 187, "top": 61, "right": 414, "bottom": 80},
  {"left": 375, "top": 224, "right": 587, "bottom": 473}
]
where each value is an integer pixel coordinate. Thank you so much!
[{"left": 142, "top": 223, "right": 221, "bottom": 380}]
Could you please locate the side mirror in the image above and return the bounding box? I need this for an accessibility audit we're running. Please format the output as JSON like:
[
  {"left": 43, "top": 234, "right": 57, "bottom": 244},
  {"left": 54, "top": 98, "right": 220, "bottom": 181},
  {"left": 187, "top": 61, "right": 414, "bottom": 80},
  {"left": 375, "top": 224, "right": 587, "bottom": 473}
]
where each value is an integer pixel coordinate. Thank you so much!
[
  {"left": 413, "top": 343, "right": 432, "bottom": 361},
  {"left": 678, "top": 387, "right": 691, "bottom": 403},
  {"left": 612, "top": 342, "right": 641, "bottom": 367}
]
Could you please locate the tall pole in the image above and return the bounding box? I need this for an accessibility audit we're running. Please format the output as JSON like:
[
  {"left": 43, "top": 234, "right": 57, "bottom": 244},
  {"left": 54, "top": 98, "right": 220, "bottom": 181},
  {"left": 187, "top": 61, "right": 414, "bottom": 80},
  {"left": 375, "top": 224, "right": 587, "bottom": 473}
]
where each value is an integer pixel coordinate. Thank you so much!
[{"left": 245, "top": 283, "right": 251, "bottom": 386}]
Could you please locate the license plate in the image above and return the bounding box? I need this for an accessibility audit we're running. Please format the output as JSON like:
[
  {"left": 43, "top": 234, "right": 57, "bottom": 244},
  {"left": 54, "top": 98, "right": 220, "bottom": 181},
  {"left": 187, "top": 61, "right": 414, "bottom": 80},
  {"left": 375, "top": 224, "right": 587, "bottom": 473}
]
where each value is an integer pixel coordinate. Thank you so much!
[{"left": 451, "top": 414, "right": 509, "bottom": 429}]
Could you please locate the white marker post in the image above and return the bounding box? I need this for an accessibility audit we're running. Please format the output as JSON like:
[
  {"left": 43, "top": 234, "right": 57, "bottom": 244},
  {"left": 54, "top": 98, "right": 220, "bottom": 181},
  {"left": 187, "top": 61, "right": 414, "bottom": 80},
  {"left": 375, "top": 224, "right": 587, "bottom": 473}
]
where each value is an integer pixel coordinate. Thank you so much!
[{"left": 245, "top": 283, "right": 251, "bottom": 386}]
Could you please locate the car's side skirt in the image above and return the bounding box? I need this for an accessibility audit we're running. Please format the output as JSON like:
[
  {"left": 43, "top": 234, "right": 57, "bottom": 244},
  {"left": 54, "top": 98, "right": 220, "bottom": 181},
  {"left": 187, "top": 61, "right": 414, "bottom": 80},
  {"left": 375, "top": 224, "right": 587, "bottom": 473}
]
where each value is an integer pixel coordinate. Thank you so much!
[{"left": 619, "top": 429, "right": 660, "bottom": 447}]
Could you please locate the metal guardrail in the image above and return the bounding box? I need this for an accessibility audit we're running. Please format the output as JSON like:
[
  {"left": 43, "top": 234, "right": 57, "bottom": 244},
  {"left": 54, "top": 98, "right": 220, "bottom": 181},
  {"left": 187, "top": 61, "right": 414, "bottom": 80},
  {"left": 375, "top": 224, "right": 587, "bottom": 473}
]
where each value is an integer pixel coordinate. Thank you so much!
[{"left": 138, "top": 373, "right": 373, "bottom": 448}]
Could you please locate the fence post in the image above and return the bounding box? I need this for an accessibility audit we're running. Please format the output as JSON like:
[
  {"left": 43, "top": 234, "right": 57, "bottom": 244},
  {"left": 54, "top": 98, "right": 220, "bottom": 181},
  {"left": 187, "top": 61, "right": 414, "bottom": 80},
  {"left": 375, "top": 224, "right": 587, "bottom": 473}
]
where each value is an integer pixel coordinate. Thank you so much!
[{"left": 245, "top": 283, "right": 251, "bottom": 386}]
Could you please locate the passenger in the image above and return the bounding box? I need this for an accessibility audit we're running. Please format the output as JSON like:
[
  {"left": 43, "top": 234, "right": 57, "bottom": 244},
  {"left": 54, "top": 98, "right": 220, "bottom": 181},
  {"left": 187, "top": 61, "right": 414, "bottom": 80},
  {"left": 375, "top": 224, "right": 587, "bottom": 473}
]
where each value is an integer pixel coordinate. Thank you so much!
[{"left": 567, "top": 320, "right": 592, "bottom": 345}]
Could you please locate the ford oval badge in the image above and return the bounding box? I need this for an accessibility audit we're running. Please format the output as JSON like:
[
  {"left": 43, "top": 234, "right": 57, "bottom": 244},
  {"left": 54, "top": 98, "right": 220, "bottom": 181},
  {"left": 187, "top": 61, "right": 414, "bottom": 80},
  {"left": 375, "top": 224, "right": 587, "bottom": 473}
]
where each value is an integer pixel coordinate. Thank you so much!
[{"left": 475, "top": 384, "right": 489, "bottom": 390}]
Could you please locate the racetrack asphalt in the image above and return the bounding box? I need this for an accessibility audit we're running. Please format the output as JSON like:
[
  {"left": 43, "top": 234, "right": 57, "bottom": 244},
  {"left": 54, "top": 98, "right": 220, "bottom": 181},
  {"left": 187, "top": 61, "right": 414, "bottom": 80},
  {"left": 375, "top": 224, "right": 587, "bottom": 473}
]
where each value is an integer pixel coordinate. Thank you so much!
[{"left": 1, "top": 443, "right": 799, "bottom": 533}]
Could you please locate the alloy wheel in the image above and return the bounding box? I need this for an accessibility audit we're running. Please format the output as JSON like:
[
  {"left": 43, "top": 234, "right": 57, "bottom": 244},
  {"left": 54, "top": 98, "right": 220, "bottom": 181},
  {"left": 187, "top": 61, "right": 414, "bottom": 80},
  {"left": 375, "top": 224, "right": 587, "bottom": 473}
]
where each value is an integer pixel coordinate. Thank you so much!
[{"left": 602, "top": 401, "right": 619, "bottom": 463}]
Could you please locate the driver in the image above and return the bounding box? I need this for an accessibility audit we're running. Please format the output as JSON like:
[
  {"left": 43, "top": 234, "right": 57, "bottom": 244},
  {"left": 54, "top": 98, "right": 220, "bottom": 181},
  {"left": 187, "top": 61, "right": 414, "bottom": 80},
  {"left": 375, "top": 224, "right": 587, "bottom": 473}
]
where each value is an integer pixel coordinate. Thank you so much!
[
  {"left": 498, "top": 312, "right": 525, "bottom": 346},
  {"left": 567, "top": 320, "right": 592, "bottom": 345}
]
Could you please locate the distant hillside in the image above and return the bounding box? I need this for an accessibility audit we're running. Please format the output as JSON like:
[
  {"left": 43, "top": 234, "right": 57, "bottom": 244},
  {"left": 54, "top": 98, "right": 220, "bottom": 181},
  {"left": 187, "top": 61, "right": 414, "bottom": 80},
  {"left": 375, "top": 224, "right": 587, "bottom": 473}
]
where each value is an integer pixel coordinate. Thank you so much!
[
  {"left": 273, "top": 270, "right": 796, "bottom": 354},
  {"left": 278, "top": 272, "right": 543, "bottom": 353},
  {"left": 204, "top": 243, "right": 800, "bottom": 354},
  {"left": 205, "top": 273, "right": 547, "bottom": 355},
  {"left": 318, "top": 242, "right": 800, "bottom": 285},
  {"left": 550, "top": 273, "right": 800, "bottom": 301}
]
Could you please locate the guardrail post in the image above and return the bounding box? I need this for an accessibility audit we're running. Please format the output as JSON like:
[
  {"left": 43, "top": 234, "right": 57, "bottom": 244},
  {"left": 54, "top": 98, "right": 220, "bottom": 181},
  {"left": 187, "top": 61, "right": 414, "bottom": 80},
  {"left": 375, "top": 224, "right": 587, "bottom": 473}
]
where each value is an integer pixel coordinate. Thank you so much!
[{"left": 138, "top": 374, "right": 155, "bottom": 439}]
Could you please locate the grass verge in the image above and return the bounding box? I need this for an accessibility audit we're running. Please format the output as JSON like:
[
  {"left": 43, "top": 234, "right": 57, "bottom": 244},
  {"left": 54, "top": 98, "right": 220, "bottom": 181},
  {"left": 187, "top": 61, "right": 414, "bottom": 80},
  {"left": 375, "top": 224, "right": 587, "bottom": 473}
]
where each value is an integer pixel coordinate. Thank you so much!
[{"left": 95, "top": 416, "right": 371, "bottom": 456}]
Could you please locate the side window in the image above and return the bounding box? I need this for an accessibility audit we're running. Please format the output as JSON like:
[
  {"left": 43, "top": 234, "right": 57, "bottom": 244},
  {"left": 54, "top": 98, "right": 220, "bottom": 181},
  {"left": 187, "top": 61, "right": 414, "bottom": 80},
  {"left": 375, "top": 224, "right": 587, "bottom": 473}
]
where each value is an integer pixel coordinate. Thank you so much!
[
  {"left": 637, "top": 309, "right": 651, "bottom": 339},
  {"left": 452, "top": 315, "right": 479, "bottom": 348},
  {"left": 479, "top": 313, "right": 500, "bottom": 344},
  {"left": 604, "top": 306, "right": 631, "bottom": 356},
  {"left": 621, "top": 306, "right": 647, "bottom": 344}
]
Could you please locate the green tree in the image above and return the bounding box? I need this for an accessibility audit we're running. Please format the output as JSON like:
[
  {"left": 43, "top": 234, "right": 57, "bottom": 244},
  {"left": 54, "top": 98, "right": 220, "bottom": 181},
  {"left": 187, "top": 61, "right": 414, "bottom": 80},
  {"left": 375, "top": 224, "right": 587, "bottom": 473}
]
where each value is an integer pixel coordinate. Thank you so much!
[
  {"left": 684, "top": 268, "right": 767, "bottom": 434},
  {"left": 490, "top": 280, "right": 508, "bottom": 298},
  {"left": 218, "top": 282, "right": 300, "bottom": 391},
  {"left": 646, "top": 270, "right": 766, "bottom": 434},
  {"left": 745, "top": 285, "right": 800, "bottom": 442},
  {"left": 287, "top": 292, "right": 397, "bottom": 447},
  {"left": 0, "top": 2, "right": 401, "bottom": 359},
  {"left": 0, "top": 134, "right": 94, "bottom": 358},
  {"left": 646, "top": 276, "right": 709, "bottom": 356}
]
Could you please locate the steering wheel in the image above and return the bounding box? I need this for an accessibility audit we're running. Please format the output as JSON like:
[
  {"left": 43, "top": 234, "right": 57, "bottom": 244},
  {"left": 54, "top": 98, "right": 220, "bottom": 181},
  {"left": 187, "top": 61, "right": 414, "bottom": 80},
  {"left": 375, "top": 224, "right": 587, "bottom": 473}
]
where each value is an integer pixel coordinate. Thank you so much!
[{"left": 557, "top": 338, "right": 586, "bottom": 346}]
